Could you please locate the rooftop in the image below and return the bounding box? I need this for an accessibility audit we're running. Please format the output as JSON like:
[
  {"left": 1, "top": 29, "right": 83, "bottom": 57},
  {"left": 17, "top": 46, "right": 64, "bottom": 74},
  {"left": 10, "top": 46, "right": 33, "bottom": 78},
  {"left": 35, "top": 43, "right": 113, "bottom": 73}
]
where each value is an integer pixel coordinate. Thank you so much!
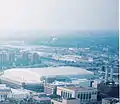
[
  {"left": 28, "top": 66, "right": 93, "bottom": 77},
  {"left": 58, "top": 86, "right": 96, "bottom": 91},
  {"left": 103, "top": 97, "right": 119, "bottom": 101},
  {"left": 1, "top": 67, "right": 93, "bottom": 84},
  {"left": 11, "top": 88, "right": 30, "bottom": 95},
  {"left": 33, "top": 96, "right": 51, "bottom": 101},
  {"left": 0, "top": 84, "right": 11, "bottom": 92}
]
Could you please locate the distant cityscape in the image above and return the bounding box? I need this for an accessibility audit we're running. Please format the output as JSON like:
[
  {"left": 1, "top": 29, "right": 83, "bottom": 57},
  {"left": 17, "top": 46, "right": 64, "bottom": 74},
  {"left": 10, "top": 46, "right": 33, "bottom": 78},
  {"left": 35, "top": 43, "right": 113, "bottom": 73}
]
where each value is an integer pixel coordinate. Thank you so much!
[
  {"left": 0, "top": 0, "right": 118, "bottom": 103},
  {"left": 0, "top": 33, "right": 118, "bottom": 104}
]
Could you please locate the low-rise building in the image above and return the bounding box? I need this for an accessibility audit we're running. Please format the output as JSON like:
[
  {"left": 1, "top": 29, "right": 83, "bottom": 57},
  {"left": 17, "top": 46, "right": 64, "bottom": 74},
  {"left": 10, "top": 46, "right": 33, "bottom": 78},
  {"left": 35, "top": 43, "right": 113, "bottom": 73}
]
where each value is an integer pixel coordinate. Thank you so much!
[
  {"left": 51, "top": 98, "right": 80, "bottom": 104},
  {"left": 32, "top": 96, "right": 51, "bottom": 104},
  {"left": 57, "top": 86, "right": 98, "bottom": 104},
  {"left": 44, "top": 81, "right": 82, "bottom": 95},
  {"left": 44, "top": 84, "right": 57, "bottom": 95},
  {"left": 8, "top": 89, "right": 30, "bottom": 100},
  {"left": 102, "top": 97, "right": 119, "bottom": 104},
  {"left": 0, "top": 84, "right": 11, "bottom": 101}
]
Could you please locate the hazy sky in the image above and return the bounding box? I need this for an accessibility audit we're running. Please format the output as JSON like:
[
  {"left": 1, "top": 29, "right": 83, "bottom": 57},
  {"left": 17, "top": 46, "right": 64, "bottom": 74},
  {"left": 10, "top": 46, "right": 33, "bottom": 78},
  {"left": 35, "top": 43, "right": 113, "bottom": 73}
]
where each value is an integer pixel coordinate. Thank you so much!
[{"left": 0, "top": 0, "right": 118, "bottom": 31}]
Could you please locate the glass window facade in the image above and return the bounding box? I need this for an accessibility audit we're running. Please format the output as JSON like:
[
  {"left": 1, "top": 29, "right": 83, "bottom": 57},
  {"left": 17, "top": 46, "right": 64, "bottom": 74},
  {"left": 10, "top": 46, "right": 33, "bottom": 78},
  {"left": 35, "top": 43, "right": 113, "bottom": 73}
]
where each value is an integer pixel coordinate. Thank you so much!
[{"left": 77, "top": 92, "right": 93, "bottom": 100}]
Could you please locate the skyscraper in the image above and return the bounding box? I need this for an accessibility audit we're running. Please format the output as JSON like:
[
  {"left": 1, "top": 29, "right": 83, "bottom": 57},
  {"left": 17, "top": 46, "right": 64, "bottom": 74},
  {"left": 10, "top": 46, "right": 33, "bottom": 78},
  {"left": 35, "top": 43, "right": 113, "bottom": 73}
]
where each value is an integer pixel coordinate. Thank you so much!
[{"left": 31, "top": 52, "right": 40, "bottom": 65}]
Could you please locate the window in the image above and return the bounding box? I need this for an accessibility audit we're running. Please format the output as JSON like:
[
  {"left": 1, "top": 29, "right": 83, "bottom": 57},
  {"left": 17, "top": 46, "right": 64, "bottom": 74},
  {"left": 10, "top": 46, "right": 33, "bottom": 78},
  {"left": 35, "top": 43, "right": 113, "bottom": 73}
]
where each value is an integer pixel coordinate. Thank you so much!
[
  {"left": 92, "top": 92, "right": 94, "bottom": 94},
  {"left": 65, "top": 92, "right": 67, "bottom": 98},
  {"left": 70, "top": 93, "right": 72, "bottom": 98},
  {"left": 78, "top": 94, "right": 80, "bottom": 98},
  {"left": 63, "top": 92, "right": 65, "bottom": 98},
  {"left": 95, "top": 91, "right": 97, "bottom": 94},
  {"left": 66, "top": 92, "right": 68, "bottom": 98},
  {"left": 67, "top": 93, "right": 70, "bottom": 98},
  {"left": 61, "top": 91, "right": 63, "bottom": 96},
  {"left": 89, "top": 93, "right": 91, "bottom": 99},
  {"left": 83, "top": 93, "right": 86, "bottom": 99},
  {"left": 80, "top": 94, "right": 83, "bottom": 99},
  {"left": 86, "top": 93, "right": 88, "bottom": 99}
]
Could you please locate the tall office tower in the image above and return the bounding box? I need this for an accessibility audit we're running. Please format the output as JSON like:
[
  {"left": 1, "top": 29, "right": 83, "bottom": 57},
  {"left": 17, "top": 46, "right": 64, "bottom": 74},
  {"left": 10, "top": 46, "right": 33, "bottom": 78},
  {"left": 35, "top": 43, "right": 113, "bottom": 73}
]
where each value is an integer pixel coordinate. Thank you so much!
[
  {"left": 8, "top": 52, "right": 15, "bottom": 65},
  {"left": 22, "top": 51, "right": 30, "bottom": 66},
  {"left": 105, "top": 67, "right": 108, "bottom": 82},
  {"left": 110, "top": 67, "right": 113, "bottom": 81},
  {"left": 0, "top": 52, "right": 8, "bottom": 69},
  {"left": 0, "top": 53, "right": 2, "bottom": 68},
  {"left": 103, "top": 60, "right": 109, "bottom": 82},
  {"left": 32, "top": 52, "right": 40, "bottom": 64}
]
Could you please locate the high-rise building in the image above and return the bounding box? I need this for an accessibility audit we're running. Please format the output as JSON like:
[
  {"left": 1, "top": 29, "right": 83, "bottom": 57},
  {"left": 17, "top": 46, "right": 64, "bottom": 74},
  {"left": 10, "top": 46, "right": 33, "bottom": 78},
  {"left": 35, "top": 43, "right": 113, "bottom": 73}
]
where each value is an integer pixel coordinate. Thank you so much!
[
  {"left": 8, "top": 52, "right": 15, "bottom": 65},
  {"left": 0, "top": 52, "right": 8, "bottom": 69},
  {"left": 21, "top": 51, "right": 30, "bottom": 65},
  {"left": 31, "top": 52, "right": 40, "bottom": 64}
]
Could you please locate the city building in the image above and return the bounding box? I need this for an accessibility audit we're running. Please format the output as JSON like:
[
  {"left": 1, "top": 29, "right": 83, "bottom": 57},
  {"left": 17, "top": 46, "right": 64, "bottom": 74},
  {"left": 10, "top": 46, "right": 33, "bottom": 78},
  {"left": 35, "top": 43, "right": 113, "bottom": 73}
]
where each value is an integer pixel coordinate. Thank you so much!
[
  {"left": 0, "top": 84, "right": 11, "bottom": 102},
  {"left": 98, "top": 67, "right": 119, "bottom": 98},
  {"left": 21, "top": 51, "right": 30, "bottom": 65},
  {"left": 8, "top": 89, "right": 30, "bottom": 100},
  {"left": 8, "top": 52, "right": 15, "bottom": 65},
  {"left": 32, "top": 96, "right": 51, "bottom": 104},
  {"left": 57, "top": 86, "right": 98, "bottom": 104},
  {"left": 91, "top": 79, "right": 101, "bottom": 88},
  {"left": 44, "top": 80, "right": 92, "bottom": 96},
  {"left": 22, "top": 83, "right": 44, "bottom": 92},
  {"left": 31, "top": 52, "right": 40, "bottom": 64},
  {"left": 44, "top": 84, "right": 57, "bottom": 95},
  {"left": 51, "top": 98, "right": 80, "bottom": 104},
  {"left": 0, "top": 52, "right": 8, "bottom": 69},
  {"left": 102, "top": 97, "right": 119, "bottom": 104},
  {"left": 44, "top": 81, "right": 79, "bottom": 95},
  {"left": 72, "top": 79, "right": 91, "bottom": 87}
]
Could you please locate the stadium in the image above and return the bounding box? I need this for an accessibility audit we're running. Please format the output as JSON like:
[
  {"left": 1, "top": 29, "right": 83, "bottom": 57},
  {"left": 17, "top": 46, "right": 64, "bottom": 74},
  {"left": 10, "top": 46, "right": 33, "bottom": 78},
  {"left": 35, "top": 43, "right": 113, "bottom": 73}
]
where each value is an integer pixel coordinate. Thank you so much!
[{"left": 0, "top": 66, "right": 94, "bottom": 91}]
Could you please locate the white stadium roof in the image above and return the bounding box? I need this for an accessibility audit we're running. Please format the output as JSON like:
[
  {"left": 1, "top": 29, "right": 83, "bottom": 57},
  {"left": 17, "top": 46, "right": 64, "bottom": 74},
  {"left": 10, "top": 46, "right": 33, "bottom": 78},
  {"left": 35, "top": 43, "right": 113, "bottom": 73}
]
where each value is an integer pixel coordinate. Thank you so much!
[
  {"left": 1, "top": 67, "right": 93, "bottom": 84},
  {"left": 1, "top": 69, "right": 41, "bottom": 83}
]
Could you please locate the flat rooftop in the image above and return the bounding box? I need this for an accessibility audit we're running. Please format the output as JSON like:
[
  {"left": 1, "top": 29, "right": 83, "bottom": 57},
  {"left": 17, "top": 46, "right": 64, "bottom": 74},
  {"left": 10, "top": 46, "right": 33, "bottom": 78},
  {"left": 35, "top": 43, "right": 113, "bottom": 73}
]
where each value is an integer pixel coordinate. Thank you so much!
[
  {"left": 58, "top": 86, "right": 96, "bottom": 91},
  {"left": 33, "top": 96, "right": 51, "bottom": 101}
]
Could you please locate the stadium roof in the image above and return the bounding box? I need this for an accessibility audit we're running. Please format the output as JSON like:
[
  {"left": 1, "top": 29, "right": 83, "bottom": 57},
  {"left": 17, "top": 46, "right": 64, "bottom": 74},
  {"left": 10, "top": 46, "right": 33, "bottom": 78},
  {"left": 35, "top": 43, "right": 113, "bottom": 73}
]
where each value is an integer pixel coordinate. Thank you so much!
[
  {"left": 1, "top": 67, "right": 93, "bottom": 84},
  {"left": 28, "top": 67, "right": 93, "bottom": 76},
  {"left": 1, "top": 69, "right": 41, "bottom": 83}
]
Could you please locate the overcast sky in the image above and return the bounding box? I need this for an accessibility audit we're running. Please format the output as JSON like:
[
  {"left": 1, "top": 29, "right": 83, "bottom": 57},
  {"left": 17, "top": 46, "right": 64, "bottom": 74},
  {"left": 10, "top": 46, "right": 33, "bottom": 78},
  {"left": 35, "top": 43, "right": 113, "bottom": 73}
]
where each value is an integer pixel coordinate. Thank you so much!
[{"left": 0, "top": 0, "right": 118, "bottom": 31}]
